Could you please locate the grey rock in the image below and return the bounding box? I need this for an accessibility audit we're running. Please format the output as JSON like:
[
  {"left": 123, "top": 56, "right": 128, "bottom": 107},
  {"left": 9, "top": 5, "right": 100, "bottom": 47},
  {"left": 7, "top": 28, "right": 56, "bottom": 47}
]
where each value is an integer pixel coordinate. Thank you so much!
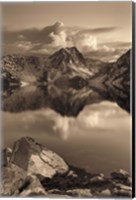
[
  {"left": 20, "top": 175, "right": 47, "bottom": 197},
  {"left": 67, "top": 170, "right": 78, "bottom": 178},
  {"left": 99, "top": 173, "right": 105, "bottom": 178},
  {"left": 48, "top": 193, "right": 70, "bottom": 198},
  {"left": 100, "top": 189, "right": 111, "bottom": 196},
  {"left": 90, "top": 175, "right": 105, "bottom": 184},
  {"left": 1, "top": 164, "right": 27, "bottom": 196},
  {"left": 48, "top": 189, "right": 61, "bottom": 194},
  {"left": 66, "top": 189, "right": 92, "bottom": 197},
  {"left": 10, "top": 137, "right": 69, "bottom": 178},
  {"left": 1, "top": 163, "right": 47, "bottom": 197},
  {"left": 2, "top": 147, "right": 12, "bottom": 167},
  {"left": 111, "top": 169, "right": 129, "bottom": 180},
  {"left": 112, "top": 188, "right": 131, "bottom": 197},
  {"left": 127, "top": 177, "right": 132, "bottom": 186},
  {"left": 92, "top": 191, "right": 100, "bottom": 197},
  {"left": 115, "top": 183, "right": 132, "bottom": 191}
]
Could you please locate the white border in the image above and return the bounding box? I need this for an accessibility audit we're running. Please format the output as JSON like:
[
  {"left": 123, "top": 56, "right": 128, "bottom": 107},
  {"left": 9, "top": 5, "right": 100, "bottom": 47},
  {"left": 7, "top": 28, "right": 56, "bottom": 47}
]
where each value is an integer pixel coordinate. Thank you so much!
[{"left": 0, "top": 0, "right": 135, "bottom": 199}]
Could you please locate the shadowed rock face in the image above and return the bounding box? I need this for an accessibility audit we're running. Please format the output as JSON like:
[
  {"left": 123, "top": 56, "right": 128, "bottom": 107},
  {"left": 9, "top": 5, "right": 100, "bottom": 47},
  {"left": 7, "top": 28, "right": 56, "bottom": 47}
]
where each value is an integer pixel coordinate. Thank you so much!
[
  {"left": 2, "top": 55, "right": 45, "bottom": 84},
  {"left": 107, "top": 49, "right": 130, "bottom": 87},
  {"left": 90, "top": 49, "right": 131, "bottom": 87},
  {"left": 49, "top": 47, "right": 86, "bottom": 67}
]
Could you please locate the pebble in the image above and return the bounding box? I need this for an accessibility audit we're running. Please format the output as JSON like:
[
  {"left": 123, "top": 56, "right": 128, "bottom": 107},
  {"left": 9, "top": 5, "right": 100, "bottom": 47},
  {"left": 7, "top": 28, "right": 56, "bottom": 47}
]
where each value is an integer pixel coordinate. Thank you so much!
[
  {"left": 100, "top": 189, "right": 111, "bottom": 196},
  {"left": 90, "top": 176, "right": 104, "bottom": 183},
  {"left": 67, "top": 170, "right": 78, "bottom": 178},
  {"left": 112, "top": 188, "right": 132, "bottom": 197},
  {"left": 111, "top": 169, "right": 129, "bottom": 180},
  {"left": 115, "top": 183, "right": 132, "bottom": 191},
  {"left": 66, "top": 189, "right": 92, "bottom": 197}
]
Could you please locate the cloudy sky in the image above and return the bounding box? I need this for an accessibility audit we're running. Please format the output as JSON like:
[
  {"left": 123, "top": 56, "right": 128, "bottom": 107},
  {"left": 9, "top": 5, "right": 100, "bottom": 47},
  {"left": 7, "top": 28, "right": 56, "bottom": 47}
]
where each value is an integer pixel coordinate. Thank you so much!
[{"left": 2, "top": 2, "right": 132, "bottom": 61}]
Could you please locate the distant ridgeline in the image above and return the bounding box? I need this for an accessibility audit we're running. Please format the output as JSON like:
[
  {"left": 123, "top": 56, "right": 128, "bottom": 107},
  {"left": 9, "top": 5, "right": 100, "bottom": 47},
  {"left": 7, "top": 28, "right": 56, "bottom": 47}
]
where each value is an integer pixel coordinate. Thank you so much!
[{"left": 2, "top": 47, "right": 130, "bottom": 115}]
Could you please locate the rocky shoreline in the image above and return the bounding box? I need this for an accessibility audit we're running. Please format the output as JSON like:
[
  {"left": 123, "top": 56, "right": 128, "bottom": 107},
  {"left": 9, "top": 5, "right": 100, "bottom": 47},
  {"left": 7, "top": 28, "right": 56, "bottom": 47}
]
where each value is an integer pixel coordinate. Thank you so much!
[{"left": 1, "top": 137, "right": 132, "bottom": 197}]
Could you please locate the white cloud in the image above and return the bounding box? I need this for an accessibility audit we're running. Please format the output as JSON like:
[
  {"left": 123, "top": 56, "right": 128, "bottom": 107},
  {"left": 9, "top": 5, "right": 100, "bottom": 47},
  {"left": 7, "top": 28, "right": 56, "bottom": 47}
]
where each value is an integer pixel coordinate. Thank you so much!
[
  {"left": 31, "top": 48, "right": 49, "bottom": 54},
  {"left": 102, "top": 45, "right": 115, "bottom": 52},
  {"left": 17, "top": 41, "right": 40, "bottom": 52},
  {"left": 17, "top": 41, "right": 33, "bottom": 51},
  {"left": 48, "top": 24, "right": 98, "bottom": 52},
  {"left": 74, "top": 33, "right": 97, "bottom": 52},
  {"left": 4, "top": 22, "right": 129, "bottom": 60},
  {"left": 49, "top": 30, "right": 67, "bottom": 47}
]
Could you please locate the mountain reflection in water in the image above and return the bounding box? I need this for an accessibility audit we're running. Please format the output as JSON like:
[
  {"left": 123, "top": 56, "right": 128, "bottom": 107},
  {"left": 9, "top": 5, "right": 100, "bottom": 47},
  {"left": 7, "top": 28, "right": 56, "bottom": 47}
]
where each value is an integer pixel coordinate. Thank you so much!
[
  {"left": 2, "top": 82, "right": 130, "bottom": 115},
  {"left": 2, "top": 84, "right": 131, "bottom": 176}
]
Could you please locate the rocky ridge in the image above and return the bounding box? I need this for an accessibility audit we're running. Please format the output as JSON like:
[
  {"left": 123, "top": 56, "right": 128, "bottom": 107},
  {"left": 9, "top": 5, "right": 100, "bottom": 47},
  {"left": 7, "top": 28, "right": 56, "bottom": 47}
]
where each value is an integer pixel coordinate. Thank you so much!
[
  {"left": 90, "top": 49, "right": 130, "bottom": 87},
  {"left": 2, "top": 47, "right": 130, "bottom": 91},
  {"left": 1, "top": 137, "right": 132, "bottom": 197}
]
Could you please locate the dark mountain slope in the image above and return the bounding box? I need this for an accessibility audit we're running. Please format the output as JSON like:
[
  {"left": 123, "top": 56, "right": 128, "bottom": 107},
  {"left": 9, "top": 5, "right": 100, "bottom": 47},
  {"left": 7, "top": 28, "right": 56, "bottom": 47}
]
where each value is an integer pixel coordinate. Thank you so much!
[{"left": 89, "top": 49, "right": 131, "bottom": 88}]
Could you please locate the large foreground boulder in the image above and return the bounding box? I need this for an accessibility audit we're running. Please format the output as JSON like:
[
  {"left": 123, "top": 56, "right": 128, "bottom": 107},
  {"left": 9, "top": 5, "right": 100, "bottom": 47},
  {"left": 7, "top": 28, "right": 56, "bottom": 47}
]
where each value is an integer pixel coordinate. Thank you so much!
[{"left": 10, "top": 137, "right": 69, "bottom": 178}]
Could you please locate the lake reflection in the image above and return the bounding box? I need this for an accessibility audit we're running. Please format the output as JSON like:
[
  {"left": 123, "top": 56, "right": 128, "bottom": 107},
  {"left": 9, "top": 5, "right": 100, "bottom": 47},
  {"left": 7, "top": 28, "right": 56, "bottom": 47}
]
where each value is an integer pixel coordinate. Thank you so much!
[{"left": 2, "top": 84, "right": 131, "bottom": 176}]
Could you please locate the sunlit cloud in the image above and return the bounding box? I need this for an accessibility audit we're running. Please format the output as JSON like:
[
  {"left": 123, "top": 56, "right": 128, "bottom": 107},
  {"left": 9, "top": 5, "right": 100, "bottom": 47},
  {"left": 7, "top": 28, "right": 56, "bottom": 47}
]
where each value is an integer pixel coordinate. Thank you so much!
[{"left": 3, "top": 21, "right": 124, "bottom": 59}]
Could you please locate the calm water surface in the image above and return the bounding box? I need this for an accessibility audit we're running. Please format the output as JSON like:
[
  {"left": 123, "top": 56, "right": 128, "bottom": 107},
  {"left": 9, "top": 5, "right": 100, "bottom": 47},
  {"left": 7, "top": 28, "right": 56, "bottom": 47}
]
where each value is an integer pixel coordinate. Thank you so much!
[{"left": 3, "top": 97, "right": 131, "bottom": 176}]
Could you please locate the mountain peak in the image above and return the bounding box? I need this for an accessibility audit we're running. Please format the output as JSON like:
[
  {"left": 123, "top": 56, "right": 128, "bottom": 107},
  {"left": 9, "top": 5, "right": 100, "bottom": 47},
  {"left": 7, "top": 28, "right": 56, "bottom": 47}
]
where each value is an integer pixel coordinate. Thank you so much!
[
  {"left": 58, "top": 46, "right": 82, "bottom": 54},
  {"left": 49, "top": 47, "right": 86, "bottom": 67}
]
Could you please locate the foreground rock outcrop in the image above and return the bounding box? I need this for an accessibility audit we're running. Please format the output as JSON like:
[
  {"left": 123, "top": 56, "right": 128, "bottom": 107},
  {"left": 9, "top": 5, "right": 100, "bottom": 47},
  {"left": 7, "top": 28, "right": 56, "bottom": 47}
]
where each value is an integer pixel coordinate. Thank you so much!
[
  {"left": 1, "top": 137, "right": 132, "bottom": 197},
  {"left": 10, "top": 137, "right": 69, "bottom": 178}
]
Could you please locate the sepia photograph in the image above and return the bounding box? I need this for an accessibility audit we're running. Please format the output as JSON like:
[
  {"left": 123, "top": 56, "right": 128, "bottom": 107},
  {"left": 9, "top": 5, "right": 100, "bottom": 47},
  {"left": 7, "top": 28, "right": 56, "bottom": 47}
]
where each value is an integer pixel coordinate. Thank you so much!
[{"left": 1, "top": 1, "right": 133, "bottom": 198}]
